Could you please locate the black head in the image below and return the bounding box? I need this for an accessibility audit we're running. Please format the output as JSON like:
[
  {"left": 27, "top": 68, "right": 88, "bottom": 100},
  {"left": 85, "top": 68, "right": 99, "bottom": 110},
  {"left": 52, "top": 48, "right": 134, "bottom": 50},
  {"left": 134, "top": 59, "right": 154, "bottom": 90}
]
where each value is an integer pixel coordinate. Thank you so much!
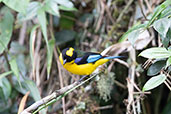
[{"left": 62, "top": 47, "right": 77, "bottom": 64}]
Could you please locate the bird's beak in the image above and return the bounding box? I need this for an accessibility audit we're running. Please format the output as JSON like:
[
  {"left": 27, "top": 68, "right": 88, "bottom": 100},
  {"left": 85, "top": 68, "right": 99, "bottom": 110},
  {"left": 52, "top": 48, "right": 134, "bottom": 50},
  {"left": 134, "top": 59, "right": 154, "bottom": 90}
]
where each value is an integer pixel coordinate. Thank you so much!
[{"left": 63, "top": 59, "right": 67, "bottom": 65}]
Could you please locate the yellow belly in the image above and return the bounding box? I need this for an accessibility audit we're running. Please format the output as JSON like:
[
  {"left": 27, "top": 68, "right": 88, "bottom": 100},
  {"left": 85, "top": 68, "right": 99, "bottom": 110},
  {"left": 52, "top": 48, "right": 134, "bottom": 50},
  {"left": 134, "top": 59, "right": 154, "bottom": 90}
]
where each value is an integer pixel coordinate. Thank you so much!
[
  {"left": 59, "top": 53, "right": 109, "bottom": 75},
  {"left": 63, "top": 63, "right": 96, "bottom": 75}
]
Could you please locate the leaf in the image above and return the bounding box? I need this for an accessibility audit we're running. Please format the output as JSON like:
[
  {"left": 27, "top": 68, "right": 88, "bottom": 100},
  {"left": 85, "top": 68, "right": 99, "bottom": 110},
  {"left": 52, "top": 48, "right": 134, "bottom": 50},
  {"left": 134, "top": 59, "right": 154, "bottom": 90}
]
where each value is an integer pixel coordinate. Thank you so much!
[
  {"left": 17, "top": 2, "right": 40, "bottom": 22},
  {"left": 59, "top": 12, "right": 75, "bottom": 29},
  {"left": 146, "top": 0, "right": 171, "bottom": 28},
  {"left": 59, "top": 5, "right": 77, "bottom": 11},
  {"left": 166, "top": 56, "right": 171, "bottom": 68},
  {"left": 9, "top": 57, "right": 21, "bottom": 87},
  {"left": 147, "top": 60, "right": 166, "bottom": 76},
  {"left": 143, "top": 74, "right": 167, "bottom": 91},
  {"left": 18, "top": 91, "right": 30, "bottom": 114},
  {"left": 153, "top": 17, "right": 170, "bottom": 37},
  {"left": 139, "top": 47, "right": 171, "bottom": 59},
  {"left": 24, "top": 80, "right": 46, "bottom": 114},
  {"left": 13, "top": 77, "right": 46, "bottom": 114},
  {"left": 161, "top": 28, "right": 171, "bottom": 48},
  {"left": 44, "top": 0, "right": 60, "bottom": 16},
  {"left": 47, "top": 39, "right": 55, "bottom": 79},
  {"left": 54, "top": 0, "right": 74, "bottom": 8},
  {"left": 119, "top": 23, "right": 146, "bottom": 42},
  {"left": 2, "top": 0, "right": 30, "bottom": 13},
  {"left": 16, "top": 54, "right": 28, "bottom": 76},
  {"left": 0, "top": 71, "right": 13, "bottom": 79},
  {"left": 29, "top": 25, "right": 39, "bottom": 76},
  {"left": 0, "top": 77, "right": 11, "bottom": 100},
  {"left": 24, "top": 79, "right": 41, "bottom": 102},
  {"left": 160, "top": 7, "right": 171, "bottom": 18},
  {"left": 9, "top": 41, "right": 26, "bottom": 54},
  {"left": 37, "top": 8, "right": 49, "bottom": 51},
  {"left": 55, "top": 30, "right": 76, "bottom": 45},
  {"left": 128, "top": 28, "right": 143, "bottom": 45},
  {"left": 0, "top": 7, "right": 14, "bottom": 54}
]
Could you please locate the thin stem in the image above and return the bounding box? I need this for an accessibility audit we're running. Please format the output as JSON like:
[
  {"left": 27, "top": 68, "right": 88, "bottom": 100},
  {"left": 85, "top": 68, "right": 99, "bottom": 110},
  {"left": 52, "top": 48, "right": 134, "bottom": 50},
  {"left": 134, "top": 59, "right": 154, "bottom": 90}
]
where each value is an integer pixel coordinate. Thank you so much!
[{"left": 33, "top": 73, "right": 98, "bottom": 114}]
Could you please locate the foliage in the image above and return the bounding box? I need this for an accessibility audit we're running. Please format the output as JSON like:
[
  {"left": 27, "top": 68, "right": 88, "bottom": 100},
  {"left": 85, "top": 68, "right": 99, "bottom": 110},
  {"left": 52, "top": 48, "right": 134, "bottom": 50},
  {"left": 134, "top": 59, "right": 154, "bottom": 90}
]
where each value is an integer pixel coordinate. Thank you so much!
[
  {"left": 0, "top": 0, "right": 170, "bottom": 114},
  {"left": 122, "top": 0, "right": 171, "bottom": 91},
  {"left": 0, "top": 0, "right": 75, "bottom": 113}
]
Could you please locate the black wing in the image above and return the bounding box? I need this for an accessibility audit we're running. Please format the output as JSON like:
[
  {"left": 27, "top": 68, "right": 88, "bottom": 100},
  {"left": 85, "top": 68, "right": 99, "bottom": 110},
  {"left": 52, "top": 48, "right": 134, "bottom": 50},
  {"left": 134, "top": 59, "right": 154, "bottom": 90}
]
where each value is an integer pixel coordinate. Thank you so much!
[{"left": 75, "top": 52, "right": 103, "bottom": 65}]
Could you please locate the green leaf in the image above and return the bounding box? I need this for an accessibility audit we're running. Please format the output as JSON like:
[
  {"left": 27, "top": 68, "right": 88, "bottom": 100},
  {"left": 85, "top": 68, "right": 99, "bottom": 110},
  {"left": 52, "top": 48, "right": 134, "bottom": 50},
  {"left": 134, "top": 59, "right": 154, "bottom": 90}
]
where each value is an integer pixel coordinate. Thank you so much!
[
  {"left": 160, "top": 7, "right": 171, "bottom": 18},
  {"left": 37, "top": 8, "right": 49, "bottom": 51},
  {"left": 0, "top": 7, "right": 14, "bottom": 54},
  {"left": 127, "top": 28, "right": 143, "bottom": 45},
  {"left": 29, "top": 25, "right": 39, "bottom": 75},
  {"left": 13, "top": 77, "right": 46, "bottom": 114},
  {"left": 143, "top": 74, "right": 166, "bottom": 91},
  {"left": 161, "top": 28, "right": 171, "bottom": 48},
  {"left": 59, "top": 5, "right": 77, "bottom": 11},
  {"left": 55, "top": 0, "right": 74, "bottom": 8},
  {"left": 47, "top": 39, "right": 55, "bottom": 79},
  {"left": 10, "top": 41, "right": 26, "bottom": 54},
  {"left": 24, "top": 79, "right": 41, "bottom": 101},
  {"left": 2, "top": 0, "right": 30, "bottom": 13},
  {"left": 0, "top": 71, "right": 13, "bottom": 79},
  {"left": 166, "top": 56, "right": 171, "bottom": 68},
  {"left": 119, "top": 23, "right": 146, "bottom": 42},
  {"left": 17, "top": 2, "right": 40, "bottom": 22},
  {"left": 146, "top": 0, "right": 171, "bottom": 28},
  {"left": 0, "top": 77, "right": 11, "bottom": 100},
  {"left": 55, "top": 30, "right": 76, "bottom": 45},
  {"left": 153, "top": 17, "right": 170, "bottom": 37},
  {"left": 147, "top": 60, "right": 166, "bottom": 76},
  {"left": 9, "top": 57, "right": 21, "bottom": 87},
  {"left": 59, "top": 12, "right": 75, "bottom": 29},
  {"left": 44, "top": 0, "right": 60, "bottom": 16},
  {"left": 15, "top": 77, "right": 46, "bottom": 114},
  {"left": 139, "top": 47, "right": 171, "bottom": 59}
]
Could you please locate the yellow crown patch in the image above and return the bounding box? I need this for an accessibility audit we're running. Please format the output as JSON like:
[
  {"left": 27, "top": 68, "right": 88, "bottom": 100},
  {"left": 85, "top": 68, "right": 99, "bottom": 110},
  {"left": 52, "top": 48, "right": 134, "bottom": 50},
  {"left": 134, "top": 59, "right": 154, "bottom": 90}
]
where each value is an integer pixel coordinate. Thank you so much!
[{"left": 66, "top": 47, "right": 74, "bottom": 57}]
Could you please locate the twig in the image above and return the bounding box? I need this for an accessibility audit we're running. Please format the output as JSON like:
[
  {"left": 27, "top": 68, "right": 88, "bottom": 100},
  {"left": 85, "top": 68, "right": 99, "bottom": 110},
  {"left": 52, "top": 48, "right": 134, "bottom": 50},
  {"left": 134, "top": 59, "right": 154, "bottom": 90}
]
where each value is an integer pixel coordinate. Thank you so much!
[
  {"left": 18, "top": 22, "right": 27, "bottom": 45},
  {"left": 164, "top": 80, "right": 171, "bottom": 91},
  {"left": 97, "top": 105, "right": 113, "bottom": 110},
  {"left": 144, "top": 0, "right": 152, "bottom": 13},
  {"left": 54, "top": 47, "right": 66, "bottom": 114},
  {"left": 21, "top": 73, "right": 98, "bottom": 114},
  {"left": 116, "top": 0, "right": 134, "bottom": 23},
  {"left": 114, "top": 58, "right": 129, "bottom": 68},
  {"left": 127, "top": 78, "right": 141, "bottom": 92},
  {"left": 21, "top": 81, "right": 79, "bottom": 114},
  {"left": 3, "top": 51, "right": 13, "bottom": 84},
  {"left": 127, "top": 48, "right": 137, "bottom": 114},
  {"left": 138, "top": 0, "right": 148, "bottom": 20},
  {"left": 132, "top": 92, "right": 151, "bottom": 95},
  {"left": 95, "top": 0, "right": 105, "bottom": 32},
  {"left": 103, "top": 1, "right": 115, "bottom": 24},
  {"left": 114, "top": 79, "right": 127, "bottom": 89}
]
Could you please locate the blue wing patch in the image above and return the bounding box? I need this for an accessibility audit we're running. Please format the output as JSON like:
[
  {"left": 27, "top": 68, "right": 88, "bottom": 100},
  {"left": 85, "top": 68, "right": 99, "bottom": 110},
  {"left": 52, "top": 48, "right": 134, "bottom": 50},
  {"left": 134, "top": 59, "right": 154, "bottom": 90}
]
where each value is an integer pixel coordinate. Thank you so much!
[
  {"left": 75, "top": 57, "right": 82, "bottom": 64},
  {"left": 87, "top": 55, "right": 102, "bottom": 63}
]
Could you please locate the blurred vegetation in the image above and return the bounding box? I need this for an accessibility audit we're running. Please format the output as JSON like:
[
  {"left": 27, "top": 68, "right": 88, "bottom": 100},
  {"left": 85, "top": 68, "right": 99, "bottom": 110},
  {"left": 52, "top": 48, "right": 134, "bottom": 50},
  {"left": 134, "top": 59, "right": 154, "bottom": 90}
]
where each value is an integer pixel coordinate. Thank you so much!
[{"left": 0, "top": 0, "right": 170, "bottom": 114}]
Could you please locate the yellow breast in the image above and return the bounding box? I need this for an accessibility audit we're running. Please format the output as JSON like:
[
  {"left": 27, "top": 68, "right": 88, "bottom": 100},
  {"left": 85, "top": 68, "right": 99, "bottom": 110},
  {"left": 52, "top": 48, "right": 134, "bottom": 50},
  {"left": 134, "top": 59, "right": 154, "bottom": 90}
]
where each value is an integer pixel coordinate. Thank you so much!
[
  {"left": 63, "top": 62, "right": 96, "bottom": 75},
  {"left": 59, "top": 53, "right": 109, "bottom": 75}
]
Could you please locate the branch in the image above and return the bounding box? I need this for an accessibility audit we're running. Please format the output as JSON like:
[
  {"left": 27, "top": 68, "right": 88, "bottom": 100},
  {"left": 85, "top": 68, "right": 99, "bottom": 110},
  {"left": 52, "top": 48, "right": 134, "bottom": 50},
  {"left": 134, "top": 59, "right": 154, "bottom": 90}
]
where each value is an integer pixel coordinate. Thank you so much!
[{"left": 21, "top": 73, "right": 98, "bottom": 114}]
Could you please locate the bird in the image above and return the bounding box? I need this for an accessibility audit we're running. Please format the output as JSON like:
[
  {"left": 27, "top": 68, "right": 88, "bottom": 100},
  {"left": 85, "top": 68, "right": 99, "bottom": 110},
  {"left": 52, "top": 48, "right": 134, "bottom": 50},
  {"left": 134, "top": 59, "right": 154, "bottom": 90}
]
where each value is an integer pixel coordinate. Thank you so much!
[{"left": 59, "top": 47, "right": 123, "bottom": 75}]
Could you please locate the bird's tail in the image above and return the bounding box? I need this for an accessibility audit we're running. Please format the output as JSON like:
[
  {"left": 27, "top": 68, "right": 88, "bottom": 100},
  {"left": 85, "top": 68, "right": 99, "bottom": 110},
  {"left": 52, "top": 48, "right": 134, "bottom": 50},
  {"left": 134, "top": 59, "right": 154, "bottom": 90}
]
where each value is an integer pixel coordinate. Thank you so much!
[{"left": 103, "top": 56, "right": 125, "bottom": 60}]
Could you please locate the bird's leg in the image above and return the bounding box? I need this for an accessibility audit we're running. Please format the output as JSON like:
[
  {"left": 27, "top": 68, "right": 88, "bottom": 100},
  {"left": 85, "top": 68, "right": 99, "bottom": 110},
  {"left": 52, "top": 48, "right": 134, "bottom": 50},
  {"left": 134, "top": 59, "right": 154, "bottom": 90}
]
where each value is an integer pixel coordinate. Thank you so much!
[{"left": 78, "top": 75, "right": 89, "bottom": 82}]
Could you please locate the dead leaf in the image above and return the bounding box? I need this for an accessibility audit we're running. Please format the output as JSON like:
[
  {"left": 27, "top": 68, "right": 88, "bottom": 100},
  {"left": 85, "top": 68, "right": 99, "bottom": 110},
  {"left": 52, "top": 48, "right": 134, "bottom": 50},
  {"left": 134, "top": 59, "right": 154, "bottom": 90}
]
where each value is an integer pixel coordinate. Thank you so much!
[{"left": 18, "top": 91, "right": 30, "bottom": 114}]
